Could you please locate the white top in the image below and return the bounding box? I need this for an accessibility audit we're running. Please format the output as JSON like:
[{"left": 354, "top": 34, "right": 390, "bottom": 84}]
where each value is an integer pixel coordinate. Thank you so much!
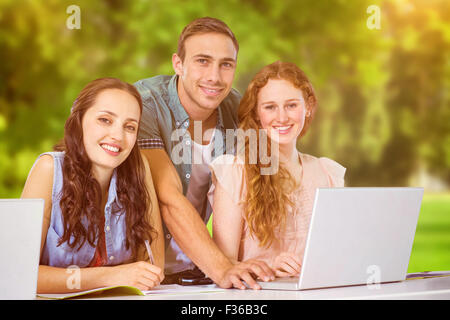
[
  {"left": 165, "top": 133, "right": 216, "bottom": 274},
  {"left": 186, "top": 139, "right": 214, "bottom": 216}
]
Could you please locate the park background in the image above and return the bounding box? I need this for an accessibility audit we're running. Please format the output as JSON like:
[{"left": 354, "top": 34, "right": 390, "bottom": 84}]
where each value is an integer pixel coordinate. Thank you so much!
[{"left": 0, "top": 0, "right": 449, "bottom": 273}]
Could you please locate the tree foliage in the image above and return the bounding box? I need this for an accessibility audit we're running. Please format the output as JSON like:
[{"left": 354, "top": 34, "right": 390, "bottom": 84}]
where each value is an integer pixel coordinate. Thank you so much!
[{"left": 0, "top": 0, "right": 449, "bottom": 197}]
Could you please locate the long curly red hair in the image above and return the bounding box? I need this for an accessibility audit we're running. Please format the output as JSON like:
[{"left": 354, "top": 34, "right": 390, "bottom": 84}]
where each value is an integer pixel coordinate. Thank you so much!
[
  {"left": 238, "top": 61, "right": 317, "bottom": 248},
  {"left": 55, "top": 78, "right": 155, "bottom": 258}
]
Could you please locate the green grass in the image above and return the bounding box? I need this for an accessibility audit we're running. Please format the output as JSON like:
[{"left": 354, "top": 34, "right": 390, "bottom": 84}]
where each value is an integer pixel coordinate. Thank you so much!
[
  {"left": 207, "top": 193, "right": 450, "bottom": 273},
  {"left": 408, "top": 193, "right": 450, "bottom": 272}
]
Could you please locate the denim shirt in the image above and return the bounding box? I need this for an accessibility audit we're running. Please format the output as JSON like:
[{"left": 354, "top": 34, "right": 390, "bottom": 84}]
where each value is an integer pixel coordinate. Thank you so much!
[
  {"left": 134, "top": 74, "right": 240, "bottom": 273},
  {"left": 135, "top": 75, "right": 240, "bottom": 194},
  {"left": 39, "top": 152, "right": 132, "bottom": 268}
]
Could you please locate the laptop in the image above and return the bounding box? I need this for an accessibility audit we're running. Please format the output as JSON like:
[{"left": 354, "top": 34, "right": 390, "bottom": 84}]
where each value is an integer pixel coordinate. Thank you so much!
[
  {"left": 0, "top": 199, "right": 44, "bottom": 299},
  {"left": 258, "top": 187, "right": 424, "bottom": 290}
]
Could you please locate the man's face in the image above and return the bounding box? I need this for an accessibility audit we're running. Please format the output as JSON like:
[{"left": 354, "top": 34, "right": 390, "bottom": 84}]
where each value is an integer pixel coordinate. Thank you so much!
[{"left": 173, "top": 32, "right": 237, "bottom": 117}]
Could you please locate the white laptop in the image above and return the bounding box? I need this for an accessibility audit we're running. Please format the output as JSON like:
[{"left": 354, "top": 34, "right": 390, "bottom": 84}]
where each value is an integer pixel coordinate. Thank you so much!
[
  {"left": 258, "top": 187, "right": 424, "bottom": 290},
  {"left": 0, "top": 199, "right": 44, "bottom": 299}
]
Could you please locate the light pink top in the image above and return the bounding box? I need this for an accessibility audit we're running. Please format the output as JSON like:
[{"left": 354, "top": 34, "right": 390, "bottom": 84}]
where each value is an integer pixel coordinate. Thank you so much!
[{"left": 208, "top": 152, "right": 346, "bottom": 269}]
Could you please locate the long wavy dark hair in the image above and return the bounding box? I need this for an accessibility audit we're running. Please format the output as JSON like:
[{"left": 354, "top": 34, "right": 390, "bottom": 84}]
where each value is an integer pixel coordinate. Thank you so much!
[{"left": 55, "top": 77, "right": 155, "bottom": 258}]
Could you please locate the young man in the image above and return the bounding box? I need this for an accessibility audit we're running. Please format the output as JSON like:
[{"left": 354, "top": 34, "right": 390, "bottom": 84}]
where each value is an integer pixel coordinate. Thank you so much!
[{"left": 135, "top": 17, "right": 274, "bottom": 289}]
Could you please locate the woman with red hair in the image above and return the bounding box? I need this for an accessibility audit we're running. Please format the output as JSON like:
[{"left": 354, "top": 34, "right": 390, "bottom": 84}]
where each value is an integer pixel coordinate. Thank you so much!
[
  {"left": 22, "top": 78, "right": 164, "bottom": 293},
  {"left": 209, "top": 61, "right": 346, "bottom": 278}
]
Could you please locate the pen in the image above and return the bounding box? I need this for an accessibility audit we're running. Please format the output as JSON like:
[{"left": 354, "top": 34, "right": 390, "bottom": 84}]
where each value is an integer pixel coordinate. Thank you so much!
[{"left": 144, "top": 240, "right": 155, "bottom": 265}]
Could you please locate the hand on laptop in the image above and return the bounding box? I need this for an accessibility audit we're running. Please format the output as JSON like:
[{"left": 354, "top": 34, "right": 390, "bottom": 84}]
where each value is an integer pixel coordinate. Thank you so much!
[
  {"left": 219, "top": 259, "right": 275, "bottom": 290},
  {"left": 272, "top": 252, "right": 302, "bottom": 278}
]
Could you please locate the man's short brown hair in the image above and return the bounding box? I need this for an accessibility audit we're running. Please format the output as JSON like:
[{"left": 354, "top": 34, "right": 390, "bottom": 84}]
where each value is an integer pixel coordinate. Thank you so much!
[{"left": 177, "top": 17, "right": 239, "bottom": 61}]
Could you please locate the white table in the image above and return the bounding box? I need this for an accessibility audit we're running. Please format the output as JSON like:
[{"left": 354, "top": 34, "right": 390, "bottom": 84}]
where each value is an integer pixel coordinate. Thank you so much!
[
  {"left": 85, "top": 276, "right": 450, "bottom": 300},
  {"left": 33, "top": 277, "right": 449, "bottom": 319}
]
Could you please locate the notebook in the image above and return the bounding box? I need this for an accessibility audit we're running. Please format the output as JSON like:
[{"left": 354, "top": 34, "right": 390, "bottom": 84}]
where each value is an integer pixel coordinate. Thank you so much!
[{"left": 37, "top": 284, "right": 225, "bottom": 299}]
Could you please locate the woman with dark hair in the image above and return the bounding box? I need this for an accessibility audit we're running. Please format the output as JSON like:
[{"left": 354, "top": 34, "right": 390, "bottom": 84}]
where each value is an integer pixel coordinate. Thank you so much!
[
  {"left": 208, "top": 61, "right": 346, "bottom": 278},
  {"left": 21, "top": 78, "right": 164, "bottom": 293}
]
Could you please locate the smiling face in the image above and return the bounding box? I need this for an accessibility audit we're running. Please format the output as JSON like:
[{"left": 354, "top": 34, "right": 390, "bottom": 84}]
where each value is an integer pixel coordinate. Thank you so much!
[
  {"left": 256, "top": 79, "right": 307, "bottom": 149},
  {"left": 173, "top": 32, "right": 237, "bottom": 117},
  {"left": 81, "top": 88, "right": 140, "bottom": 176}
]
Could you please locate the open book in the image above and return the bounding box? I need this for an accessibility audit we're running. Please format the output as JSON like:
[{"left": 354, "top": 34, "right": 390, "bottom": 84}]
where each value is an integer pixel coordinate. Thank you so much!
[{"left": 38, "top": 284, "right": 225, "bottom": 299}]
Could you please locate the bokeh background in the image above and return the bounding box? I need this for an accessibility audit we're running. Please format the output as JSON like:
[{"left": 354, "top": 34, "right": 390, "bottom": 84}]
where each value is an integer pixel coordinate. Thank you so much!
[{"left": 1, "top": 0, "right": 449, "bottom": 273}]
